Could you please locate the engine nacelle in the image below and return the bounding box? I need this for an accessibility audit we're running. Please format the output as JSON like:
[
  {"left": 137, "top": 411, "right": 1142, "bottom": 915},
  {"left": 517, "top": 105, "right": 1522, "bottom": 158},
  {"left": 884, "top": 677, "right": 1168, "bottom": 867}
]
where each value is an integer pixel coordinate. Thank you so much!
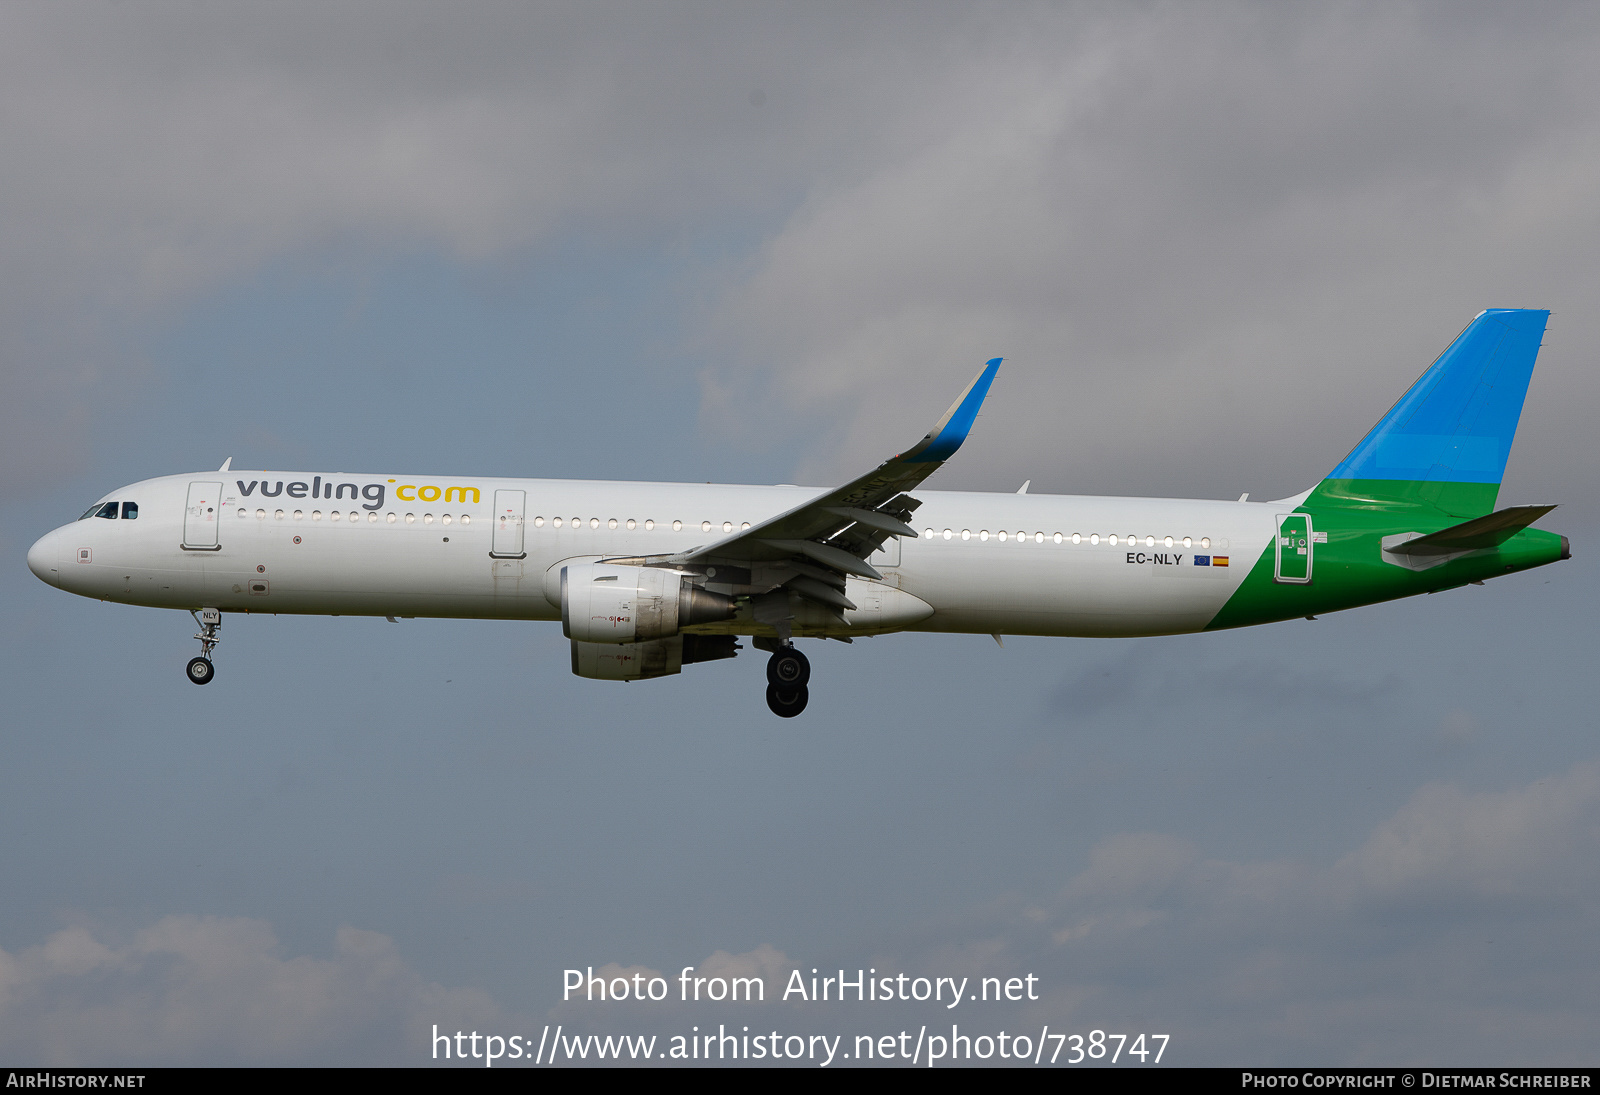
[
  {"left": 561, "top": 563, "right": 736, "bottom": 644},
  {"left": 570, "top": 634, "right": 739, "bottom": 681}
]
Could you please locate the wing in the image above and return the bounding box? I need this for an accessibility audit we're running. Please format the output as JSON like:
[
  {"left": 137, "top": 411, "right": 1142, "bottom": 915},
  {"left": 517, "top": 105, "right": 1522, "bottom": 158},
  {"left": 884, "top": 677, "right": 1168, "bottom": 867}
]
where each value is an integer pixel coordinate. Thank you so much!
[{"left": 677, "top": 358, "right": 1000, "bottom": 623}]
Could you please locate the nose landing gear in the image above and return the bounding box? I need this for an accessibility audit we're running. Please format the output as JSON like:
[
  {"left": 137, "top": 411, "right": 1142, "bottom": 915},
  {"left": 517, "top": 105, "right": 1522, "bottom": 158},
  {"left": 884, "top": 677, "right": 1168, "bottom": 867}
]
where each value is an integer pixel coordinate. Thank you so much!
[
  {"left": 186, "top": 607, "right": 221, "bottom": 685},
  {"left": 764, "top": 645, "right": 810, "bottom": 717}
]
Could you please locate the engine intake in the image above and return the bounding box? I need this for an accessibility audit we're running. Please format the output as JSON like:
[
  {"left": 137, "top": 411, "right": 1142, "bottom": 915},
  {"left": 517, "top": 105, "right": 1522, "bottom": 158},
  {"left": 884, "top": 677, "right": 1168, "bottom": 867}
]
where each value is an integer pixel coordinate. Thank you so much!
[{"left": 561, "top": 563, "right": 736, "bottom": 644}]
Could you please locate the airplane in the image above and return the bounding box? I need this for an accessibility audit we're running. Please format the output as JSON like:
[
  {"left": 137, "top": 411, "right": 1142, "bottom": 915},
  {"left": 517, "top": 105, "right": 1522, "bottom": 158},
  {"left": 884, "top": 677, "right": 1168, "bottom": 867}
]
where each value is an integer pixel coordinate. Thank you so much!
[{"left": 27, "top": 308, "right": 1569, "bottom": 717}]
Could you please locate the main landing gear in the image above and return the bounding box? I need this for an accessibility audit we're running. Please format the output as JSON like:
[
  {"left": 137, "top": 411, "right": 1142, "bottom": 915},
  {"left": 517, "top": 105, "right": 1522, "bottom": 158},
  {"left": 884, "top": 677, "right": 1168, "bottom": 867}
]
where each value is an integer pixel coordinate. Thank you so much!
[
  {"left": 765, "top": 645, "right": 810, "bottom": 718},
  {"left": 186, "top": 607, "right": 221, "bottom": 685}
]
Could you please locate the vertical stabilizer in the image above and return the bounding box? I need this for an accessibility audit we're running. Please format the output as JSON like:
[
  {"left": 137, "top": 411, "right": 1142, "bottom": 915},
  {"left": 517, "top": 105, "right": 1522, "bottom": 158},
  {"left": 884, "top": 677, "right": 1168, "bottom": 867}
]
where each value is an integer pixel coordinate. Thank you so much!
[{"left": 1313, "top": 309, "right": 1549, "bottom": 515}]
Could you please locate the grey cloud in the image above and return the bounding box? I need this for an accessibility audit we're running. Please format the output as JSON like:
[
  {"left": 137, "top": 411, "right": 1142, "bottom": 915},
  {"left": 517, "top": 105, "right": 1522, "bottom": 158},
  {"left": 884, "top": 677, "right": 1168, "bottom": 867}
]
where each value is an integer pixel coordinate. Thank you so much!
[
  {"left": 703, "top": 4, "right": 1600, "bottom": 502},
  {"left": 6, "top": 3, "right": 1599, "bottom": 505},
  {"left": 0, "top": 2, "right": 975, "bottom": 493}
]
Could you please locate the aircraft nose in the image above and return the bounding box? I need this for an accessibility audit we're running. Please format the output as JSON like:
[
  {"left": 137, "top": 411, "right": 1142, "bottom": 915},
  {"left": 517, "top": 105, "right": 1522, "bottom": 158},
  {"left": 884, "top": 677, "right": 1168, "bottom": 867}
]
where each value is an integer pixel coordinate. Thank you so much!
[{"left": 27, "top": 528, "right": 62, "bottom": 587}]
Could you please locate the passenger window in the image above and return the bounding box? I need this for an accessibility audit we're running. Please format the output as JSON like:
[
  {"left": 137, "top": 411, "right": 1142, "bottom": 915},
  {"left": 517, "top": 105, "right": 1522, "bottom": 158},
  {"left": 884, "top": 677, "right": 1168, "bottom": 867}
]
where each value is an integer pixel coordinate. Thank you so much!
[
  {"left": 95, "top": 502, "right": 118, "bottom": 520},
  {"left": 121, "top": 502, "right": 139, "bottom": 520}
]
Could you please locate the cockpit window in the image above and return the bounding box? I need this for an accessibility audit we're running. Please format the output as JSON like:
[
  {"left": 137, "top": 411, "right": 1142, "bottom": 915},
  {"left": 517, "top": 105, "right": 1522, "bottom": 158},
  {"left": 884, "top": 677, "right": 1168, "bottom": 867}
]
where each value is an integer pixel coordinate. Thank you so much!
[
  {"left": 121, "top": 502, "right": 138, "bottom": 520},
  {"left": 93, "top": 502, "right": 119, "bottom": 520}
]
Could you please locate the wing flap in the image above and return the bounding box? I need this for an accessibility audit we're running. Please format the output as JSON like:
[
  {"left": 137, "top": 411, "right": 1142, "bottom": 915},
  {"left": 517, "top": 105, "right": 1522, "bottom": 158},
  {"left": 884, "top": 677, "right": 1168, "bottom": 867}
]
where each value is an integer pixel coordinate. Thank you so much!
[
  {"left": 786, "top": 575, "right": 857, "bottom": 612},
  {"left": 821, "top": 506, "right": 919, "bottom": 539},
  {"left": 761, "top": 538, "right": 883, "bottom": 580}
]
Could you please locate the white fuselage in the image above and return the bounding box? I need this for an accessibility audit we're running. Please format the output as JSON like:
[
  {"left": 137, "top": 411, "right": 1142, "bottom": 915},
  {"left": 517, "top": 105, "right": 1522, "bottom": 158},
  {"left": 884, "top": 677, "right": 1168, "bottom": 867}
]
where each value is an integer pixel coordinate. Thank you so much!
[{"left": 29, "top": 471, "right": 1277, "bottom": 638}]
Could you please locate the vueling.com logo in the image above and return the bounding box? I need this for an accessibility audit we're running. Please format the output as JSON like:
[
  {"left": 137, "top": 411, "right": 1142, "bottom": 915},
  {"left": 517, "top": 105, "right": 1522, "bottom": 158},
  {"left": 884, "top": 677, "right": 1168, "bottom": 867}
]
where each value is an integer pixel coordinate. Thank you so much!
[{"left": 234, "top": 477, "right": 482, "bottom": 511}]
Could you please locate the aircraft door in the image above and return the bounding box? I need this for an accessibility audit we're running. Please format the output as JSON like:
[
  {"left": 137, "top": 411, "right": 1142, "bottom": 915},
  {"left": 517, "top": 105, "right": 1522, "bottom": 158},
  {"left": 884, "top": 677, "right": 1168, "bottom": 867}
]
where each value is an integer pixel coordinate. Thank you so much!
[
  {"left": 1274, "top": 513, "right": 1312, "bottom": 583},
  {"left": 491, "top": 489, "right": 527, "bottom": 558},
  {"left": 183, "top": 481, "right": 223, "bottom": 550},
  {"left": 868, "top": 536, "right": 902, "bottom": 568}
]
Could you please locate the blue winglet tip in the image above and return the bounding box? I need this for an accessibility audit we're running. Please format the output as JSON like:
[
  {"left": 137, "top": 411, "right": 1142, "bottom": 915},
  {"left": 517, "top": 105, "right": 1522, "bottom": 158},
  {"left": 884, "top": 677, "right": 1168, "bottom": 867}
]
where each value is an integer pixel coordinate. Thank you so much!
[{"left": 908, "top": 357, "right": 1002, "bottom": 463}]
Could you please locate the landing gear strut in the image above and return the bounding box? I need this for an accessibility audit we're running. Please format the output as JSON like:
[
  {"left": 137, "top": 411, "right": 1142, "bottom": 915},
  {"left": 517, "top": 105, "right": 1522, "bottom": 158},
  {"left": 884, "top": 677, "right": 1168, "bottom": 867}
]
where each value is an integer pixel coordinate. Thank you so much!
[
  {"left": 186, "top": 607, "right": 221, "bottom": 685},
  {"left": 764, "top": 645, "right": 810, "bottom": 717}
]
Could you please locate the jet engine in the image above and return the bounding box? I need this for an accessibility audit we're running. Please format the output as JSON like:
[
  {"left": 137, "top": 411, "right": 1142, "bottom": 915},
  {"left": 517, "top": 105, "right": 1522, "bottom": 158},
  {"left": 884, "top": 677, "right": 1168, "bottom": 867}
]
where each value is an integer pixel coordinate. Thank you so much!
[
  {"left": 570, "top": 633, "right": 739, "bottom": 681},
  {"left": 561, "top": 562, "right": 736, "bottom": 644}
]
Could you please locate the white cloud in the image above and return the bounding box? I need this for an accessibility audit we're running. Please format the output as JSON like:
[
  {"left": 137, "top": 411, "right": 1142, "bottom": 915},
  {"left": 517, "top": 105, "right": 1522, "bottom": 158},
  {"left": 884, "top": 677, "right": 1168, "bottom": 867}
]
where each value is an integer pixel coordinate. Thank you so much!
[
  {"left": 695, "top": 943, "right": 791, "bottom": 990},
  {"left": 1329, "top": 763, "right": 1600, "bottom": 904},
  {"left": 0, "top": 916, "right": 503, "bottom": 1065},
  {"left": 875, "top": 760, "right": 1600, "bottom": 1063}
]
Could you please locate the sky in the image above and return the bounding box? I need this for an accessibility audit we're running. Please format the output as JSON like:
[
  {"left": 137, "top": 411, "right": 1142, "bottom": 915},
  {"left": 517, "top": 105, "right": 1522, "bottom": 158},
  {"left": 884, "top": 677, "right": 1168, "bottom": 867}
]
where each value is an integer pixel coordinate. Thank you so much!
[{"left": 3, "top": 0, "right": 1600, "bottom": 1067}]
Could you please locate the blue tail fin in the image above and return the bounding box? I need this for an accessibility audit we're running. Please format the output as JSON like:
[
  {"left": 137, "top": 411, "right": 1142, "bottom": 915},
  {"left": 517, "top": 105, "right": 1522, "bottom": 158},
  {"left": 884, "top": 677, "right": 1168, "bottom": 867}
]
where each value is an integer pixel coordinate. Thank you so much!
[{"left": 1316, "top": 309, "right": 1549, "bottom": 514}]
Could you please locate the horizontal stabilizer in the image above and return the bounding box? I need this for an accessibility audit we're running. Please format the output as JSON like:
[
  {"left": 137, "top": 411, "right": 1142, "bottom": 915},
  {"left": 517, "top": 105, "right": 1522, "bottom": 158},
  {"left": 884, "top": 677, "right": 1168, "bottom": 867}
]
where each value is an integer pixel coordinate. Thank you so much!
[{"left": 1387, "top": 504, "right": 1557, "bottom": 556}]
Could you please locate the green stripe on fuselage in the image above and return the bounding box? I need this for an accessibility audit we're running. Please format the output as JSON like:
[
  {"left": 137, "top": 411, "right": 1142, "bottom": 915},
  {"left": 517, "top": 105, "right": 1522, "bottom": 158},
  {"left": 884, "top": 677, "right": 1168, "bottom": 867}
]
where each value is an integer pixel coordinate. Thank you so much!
[{"left": 1205, "top": 479, "right": 1565, "bottom": 631}]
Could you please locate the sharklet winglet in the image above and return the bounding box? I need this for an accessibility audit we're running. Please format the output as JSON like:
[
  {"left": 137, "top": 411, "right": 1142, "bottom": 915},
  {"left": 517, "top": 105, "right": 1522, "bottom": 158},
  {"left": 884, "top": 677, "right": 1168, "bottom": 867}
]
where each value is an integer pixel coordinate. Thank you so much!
[{"left": 902, "top": 358, "right": 1001, "bottom": 464}]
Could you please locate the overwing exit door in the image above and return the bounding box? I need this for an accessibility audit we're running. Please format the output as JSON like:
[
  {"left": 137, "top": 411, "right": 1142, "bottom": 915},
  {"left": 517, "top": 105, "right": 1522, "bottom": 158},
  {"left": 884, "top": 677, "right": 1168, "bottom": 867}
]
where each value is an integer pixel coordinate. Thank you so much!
[
  {"left": 182, "top": 481, "right": 222, "bottom": 550},
  {"left": 1274, "top": 513, "right": 1312, "bottom": 583},
  {"left": 868, "top": 536, "right": 902, "bottom": 568},
  {"left": 491, "top": 489, "right": 527, "bottom": 558}
]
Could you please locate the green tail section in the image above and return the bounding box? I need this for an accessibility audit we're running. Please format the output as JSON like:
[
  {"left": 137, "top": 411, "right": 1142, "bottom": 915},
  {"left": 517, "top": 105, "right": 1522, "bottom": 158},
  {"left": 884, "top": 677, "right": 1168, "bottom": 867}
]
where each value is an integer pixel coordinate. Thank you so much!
[
  {"left": 1208, "top": 309, "right": 1567, "bottom": 631},
  {"left": 1309, "top": 477, "right": 1499, "bottom": 519}
]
